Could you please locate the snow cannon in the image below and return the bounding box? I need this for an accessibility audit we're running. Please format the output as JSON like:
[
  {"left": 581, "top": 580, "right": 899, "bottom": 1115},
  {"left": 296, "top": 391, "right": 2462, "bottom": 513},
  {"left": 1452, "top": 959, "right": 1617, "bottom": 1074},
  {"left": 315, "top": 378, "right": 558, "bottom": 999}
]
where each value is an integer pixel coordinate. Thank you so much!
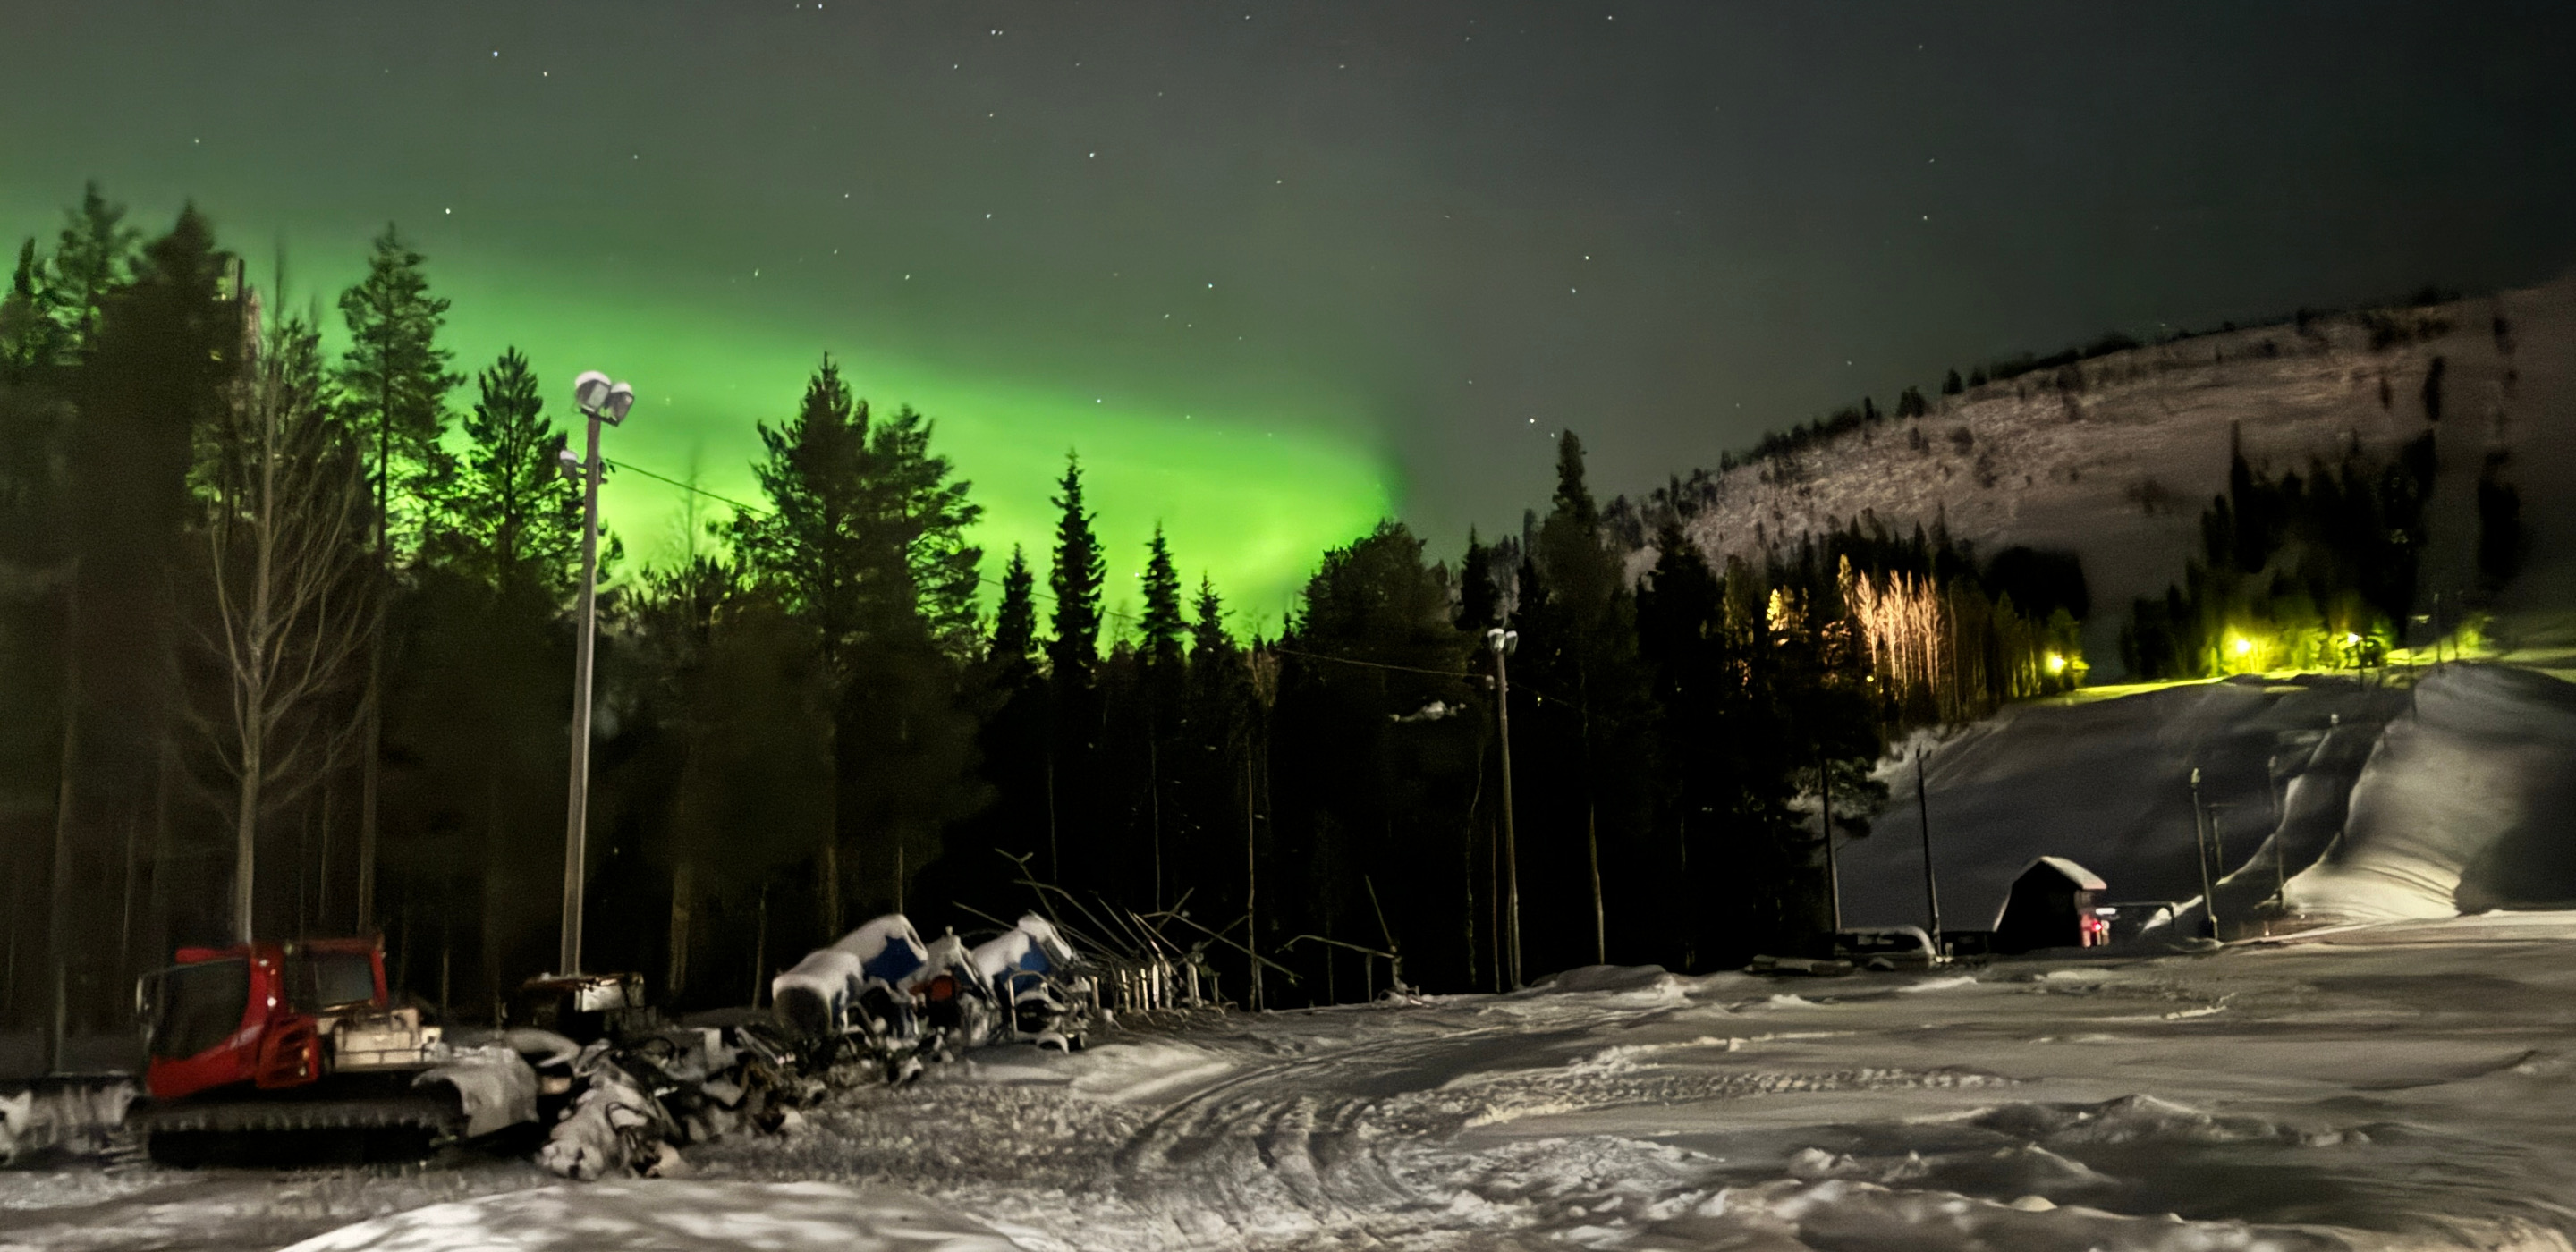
[
  {"left": 771, "top": 915, "right": 936, "bottom": 1082},
  {"left": 128, "top": 937, "right": 538, "bottom": 1166},
  {"left": 770, "top": 948, "right": 866, "bottom": 1042},
  {"left": 907, "top": 932, "right": 998, "bottom": 1054},
  {"left": 970, "top": 914, "right": 1098, "bottom": 1050}
]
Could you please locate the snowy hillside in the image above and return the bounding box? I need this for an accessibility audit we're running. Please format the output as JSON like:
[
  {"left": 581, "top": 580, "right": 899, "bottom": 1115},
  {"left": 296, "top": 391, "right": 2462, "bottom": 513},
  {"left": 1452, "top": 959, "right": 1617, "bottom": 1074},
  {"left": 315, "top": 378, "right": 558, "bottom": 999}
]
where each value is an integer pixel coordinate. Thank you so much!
[{"left": 1652, "top": 274, "right": 2576, "bottom": 665}]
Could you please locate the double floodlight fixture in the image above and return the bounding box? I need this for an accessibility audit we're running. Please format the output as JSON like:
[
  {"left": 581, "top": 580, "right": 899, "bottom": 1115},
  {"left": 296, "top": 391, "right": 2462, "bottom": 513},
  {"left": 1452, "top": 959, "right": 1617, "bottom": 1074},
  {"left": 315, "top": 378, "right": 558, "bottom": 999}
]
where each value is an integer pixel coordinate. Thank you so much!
[
  {"left": 1486, "top": 627, "right": 1519, "bottom": 656},
  {"left": 572, "top": 370, "right": 637, "bottom": 426}
]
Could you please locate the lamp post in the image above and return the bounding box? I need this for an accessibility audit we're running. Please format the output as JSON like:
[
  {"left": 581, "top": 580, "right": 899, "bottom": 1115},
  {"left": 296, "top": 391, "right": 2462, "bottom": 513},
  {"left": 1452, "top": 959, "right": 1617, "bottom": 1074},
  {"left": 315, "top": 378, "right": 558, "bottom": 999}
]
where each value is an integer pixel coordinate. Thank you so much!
[
  {"left": 1486, "top": 628, "right": 1521, "bottom": 989},
  {"left": 2190, "top": 766, "right": 2219, "bottom": 940},
  {"left": 558, "top": 369, "right": 632, "bottom": 977}
]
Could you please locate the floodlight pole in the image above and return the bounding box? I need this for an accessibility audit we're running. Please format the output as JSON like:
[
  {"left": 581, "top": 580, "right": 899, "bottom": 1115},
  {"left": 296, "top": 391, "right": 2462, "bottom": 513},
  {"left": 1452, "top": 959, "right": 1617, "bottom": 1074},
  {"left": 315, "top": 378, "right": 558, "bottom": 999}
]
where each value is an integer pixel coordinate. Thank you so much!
[
  {"left": 559, "top": 414, "right": 603, "bottom": 977},
  {"left": 1487, "top": 629, "right": 1521, "bottom": 989},
  {"left": 560, "top": 372, "right": 629, "bottom": 977}
]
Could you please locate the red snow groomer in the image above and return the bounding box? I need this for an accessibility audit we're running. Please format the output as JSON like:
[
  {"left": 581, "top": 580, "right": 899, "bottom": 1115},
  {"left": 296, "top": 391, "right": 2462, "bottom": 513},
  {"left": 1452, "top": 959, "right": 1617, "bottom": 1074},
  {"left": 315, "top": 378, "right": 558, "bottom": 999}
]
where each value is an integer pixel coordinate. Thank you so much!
[{"left": 131, "top": 937, "right": 537, "bottom": 1165}]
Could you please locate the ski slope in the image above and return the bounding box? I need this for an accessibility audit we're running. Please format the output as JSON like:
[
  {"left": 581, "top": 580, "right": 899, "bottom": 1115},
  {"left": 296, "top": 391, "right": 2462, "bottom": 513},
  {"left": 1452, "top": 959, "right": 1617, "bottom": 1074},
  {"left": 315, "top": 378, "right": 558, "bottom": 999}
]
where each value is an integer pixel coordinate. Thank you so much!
[{"left": 1843, "top": 663, "right": 2576, "bottom": 940}]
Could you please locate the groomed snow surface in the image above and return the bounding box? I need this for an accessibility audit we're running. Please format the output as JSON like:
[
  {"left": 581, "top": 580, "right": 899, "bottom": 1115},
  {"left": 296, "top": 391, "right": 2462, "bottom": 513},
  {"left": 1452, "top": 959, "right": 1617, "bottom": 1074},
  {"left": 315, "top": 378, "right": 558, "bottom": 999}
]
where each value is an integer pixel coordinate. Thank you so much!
[{"left": 13, "top": 917, "right": 2576, "bottom": 1250}]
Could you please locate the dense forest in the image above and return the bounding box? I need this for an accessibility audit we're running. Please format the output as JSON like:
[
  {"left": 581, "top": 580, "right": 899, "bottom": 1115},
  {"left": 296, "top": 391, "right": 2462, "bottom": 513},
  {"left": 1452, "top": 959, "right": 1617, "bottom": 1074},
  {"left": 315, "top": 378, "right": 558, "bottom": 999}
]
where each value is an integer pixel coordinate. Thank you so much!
[{"left": 0, "top": 190, "right": 2089, "bottom": 1053}]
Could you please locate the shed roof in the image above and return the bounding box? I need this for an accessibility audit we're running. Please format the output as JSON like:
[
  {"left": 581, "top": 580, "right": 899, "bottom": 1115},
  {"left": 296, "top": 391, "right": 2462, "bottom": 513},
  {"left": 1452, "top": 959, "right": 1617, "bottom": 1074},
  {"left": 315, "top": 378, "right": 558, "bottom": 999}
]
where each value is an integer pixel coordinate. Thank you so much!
[{"left": 2019, "top": 855, "right": 2107, "bottom": 892}]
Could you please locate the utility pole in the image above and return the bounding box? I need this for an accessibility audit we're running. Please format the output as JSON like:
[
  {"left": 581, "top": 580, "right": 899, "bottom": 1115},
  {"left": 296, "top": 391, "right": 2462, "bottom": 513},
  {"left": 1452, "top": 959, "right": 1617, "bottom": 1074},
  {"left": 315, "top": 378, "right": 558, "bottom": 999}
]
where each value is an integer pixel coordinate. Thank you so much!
[
  {"left": 1821, "top": 747, "right": 1842, "bottom": 932},
  {"left": 1487, "top": 628, "right": 1521, "bottom": 988},
  {"left": 1916, "top": 746, "right": 1942, "bottom": 953},
  {"left": 558, "top": 371, "right": 632, "bottom": 977},
  {"left": 1245, "top": 748, "right": 1259, "bottom": 1011},
  {"left": 2190, "top": 766, "right": 2219, "bottom": 939}
]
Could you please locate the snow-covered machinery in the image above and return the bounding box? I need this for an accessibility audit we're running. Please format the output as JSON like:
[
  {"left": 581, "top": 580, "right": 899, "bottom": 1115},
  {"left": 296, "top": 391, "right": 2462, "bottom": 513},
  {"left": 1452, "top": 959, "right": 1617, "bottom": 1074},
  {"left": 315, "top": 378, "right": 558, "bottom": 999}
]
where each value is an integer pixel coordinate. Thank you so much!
[
  {"left": 771, "top": 914, "right": 936, "bottom": 1082},
  {"left": 970, "top": 913, "right": 1099, "bottom": 1051},
  {"left": 128, "top": 937, "right": 538, "bottom": 1165},
  {"left": 907, "top": 931, "right": 1000, "bottom": 1058}
]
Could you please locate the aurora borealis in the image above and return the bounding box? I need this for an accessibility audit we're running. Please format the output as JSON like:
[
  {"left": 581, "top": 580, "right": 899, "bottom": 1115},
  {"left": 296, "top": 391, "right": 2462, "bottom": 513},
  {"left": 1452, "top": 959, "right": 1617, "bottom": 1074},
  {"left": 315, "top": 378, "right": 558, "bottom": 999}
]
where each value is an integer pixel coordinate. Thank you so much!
[{"left": 4, "top": 2, "right": 2573, "bottom": 621}]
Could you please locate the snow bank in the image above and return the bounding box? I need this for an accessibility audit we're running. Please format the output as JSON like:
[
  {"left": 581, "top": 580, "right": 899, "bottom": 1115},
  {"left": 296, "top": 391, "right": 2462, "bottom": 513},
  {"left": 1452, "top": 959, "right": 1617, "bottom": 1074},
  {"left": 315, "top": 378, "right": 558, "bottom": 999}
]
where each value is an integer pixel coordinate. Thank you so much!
[
  {"left": 2287, "top": 665, "right": 2576, "bottom": 921},
  {"left": 274, "top": 1180, "right": 1043, "bottom": 1251}
]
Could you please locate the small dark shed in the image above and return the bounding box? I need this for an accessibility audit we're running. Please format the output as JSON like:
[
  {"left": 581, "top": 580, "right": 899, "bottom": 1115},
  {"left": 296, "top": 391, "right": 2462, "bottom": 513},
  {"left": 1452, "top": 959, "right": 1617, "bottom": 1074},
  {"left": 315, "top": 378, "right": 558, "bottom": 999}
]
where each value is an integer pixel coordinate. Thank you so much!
[{"left": 1992, "top": 856, "right": 2108, "bottom": 954}]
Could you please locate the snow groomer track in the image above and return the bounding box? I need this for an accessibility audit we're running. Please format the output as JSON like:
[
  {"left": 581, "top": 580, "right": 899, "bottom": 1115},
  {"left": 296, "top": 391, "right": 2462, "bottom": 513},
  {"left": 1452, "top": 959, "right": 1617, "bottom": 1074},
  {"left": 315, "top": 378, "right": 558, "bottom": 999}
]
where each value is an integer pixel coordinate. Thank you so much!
[{"left": 15, "top": 918, "right": 2576, "bottom": 1250}]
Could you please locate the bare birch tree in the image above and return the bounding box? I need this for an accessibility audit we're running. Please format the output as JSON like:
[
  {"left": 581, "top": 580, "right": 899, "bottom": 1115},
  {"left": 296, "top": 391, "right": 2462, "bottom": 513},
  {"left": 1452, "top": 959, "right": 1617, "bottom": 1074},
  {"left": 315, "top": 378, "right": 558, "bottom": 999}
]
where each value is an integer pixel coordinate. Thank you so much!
[{"left": 197, "top": 292, "right": 376, "bottom": 942}]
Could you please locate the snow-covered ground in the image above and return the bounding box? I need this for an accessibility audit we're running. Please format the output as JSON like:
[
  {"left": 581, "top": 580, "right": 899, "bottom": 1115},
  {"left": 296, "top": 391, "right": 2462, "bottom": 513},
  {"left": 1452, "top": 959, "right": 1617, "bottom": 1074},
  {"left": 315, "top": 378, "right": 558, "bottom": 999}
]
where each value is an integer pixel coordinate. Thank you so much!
[{"left": 13, "top": 914, "right": 2576, "bottom": 1250}]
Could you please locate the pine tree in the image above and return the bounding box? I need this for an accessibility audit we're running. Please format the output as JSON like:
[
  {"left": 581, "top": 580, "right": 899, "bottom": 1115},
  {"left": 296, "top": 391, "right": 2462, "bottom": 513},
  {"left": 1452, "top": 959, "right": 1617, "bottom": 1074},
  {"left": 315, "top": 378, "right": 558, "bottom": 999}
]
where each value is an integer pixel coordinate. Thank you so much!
[
  {"left": 1046, "top": 453, "right": 1106, "bottom": 681},
  {"left": 336, "top": 223, "right": 458, "bottom": 930},
  {"left": 336, "top": 224, "right": 461, "bottom": 562},
  {"left": 1140, "top": 525, "right": 1185, "bottom": 672},
  {"left": 1941, "top": 368, "right": 1964, "bottom": 396},
  {"left": 438, "top": 347, "right": 582, "bottom": 594}
]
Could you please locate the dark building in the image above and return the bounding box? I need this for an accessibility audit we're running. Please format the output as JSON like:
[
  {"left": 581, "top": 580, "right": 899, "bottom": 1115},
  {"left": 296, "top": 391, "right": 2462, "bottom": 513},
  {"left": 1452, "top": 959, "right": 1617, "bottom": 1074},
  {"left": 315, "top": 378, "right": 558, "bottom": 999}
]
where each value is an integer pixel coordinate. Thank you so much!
[{"left": 1992, "top": 857, "right": 2109, "bottom": 954}]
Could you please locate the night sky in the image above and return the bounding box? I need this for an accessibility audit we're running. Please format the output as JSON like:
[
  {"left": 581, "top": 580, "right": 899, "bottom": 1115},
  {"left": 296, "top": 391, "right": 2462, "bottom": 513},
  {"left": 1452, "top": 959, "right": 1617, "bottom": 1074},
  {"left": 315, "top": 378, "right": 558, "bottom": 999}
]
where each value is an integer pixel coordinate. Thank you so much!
[{"left": 4, "top": 2, "right": 2572, "bottom": 622}]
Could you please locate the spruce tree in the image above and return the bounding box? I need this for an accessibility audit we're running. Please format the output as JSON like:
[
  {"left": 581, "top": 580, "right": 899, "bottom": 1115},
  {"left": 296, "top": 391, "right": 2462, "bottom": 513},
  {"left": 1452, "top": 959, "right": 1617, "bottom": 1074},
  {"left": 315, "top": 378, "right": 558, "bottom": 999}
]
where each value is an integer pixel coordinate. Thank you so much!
[
  {"left": 1140, "top": 525, "right": 1185, "bottom": 672},
  {"left": 1941, "top": 368, "right": 1964, "bottom": 395},
  {"left": 49, "top": 182, "right": 141, "bottom": 355},
  {"left": 989, "top": 546, "right": 1038, "bottom": 669},
  {"left": 0, "top": 240, "right": 64, "bottom": 377},
  {"left": 733, "top": 357, "right": 985, "bottom": 930},
  {"left": 1524, "top": 430, "right": 1656, "bottom": 969},
  {"left": 1046, "top": 453, "right": 1106, "bottom": 680},
  {"left": 862, "top": 402, "right": 983, "bottom": 662},
  {"left": 1457, "top": 529, "right": 1500, "bottom": 634},
  {"left": 735, "top": 359, "right": 869, "bottom": 673},
  {"left": 57, "top": 206, "right": 236, "bottom": 1000},
  {"left": 1188, "top": 575, "right": 1230, "bottom": 664}
]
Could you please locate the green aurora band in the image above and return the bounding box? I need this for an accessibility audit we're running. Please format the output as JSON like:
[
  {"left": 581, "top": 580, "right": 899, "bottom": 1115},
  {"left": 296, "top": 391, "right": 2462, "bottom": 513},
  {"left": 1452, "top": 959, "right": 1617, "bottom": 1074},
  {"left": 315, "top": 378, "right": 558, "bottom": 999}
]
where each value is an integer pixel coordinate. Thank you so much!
[{"left": 4, "top": 204, "right": 1401, "bottom": 635}]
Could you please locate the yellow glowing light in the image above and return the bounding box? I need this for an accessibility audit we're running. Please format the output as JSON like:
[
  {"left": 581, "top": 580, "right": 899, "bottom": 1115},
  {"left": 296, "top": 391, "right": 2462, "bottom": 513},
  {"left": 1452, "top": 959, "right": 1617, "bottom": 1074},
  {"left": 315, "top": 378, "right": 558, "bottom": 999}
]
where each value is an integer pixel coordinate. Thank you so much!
[
  {"left": 2230, "top": 636, "right": 2254, "bottom": 656},
  {"left": 2045, "top": 653, "right": 2067, "bottom": 674},
  {"left": 2343, "top": 632, "right": 2361, "bottom": 646}
]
